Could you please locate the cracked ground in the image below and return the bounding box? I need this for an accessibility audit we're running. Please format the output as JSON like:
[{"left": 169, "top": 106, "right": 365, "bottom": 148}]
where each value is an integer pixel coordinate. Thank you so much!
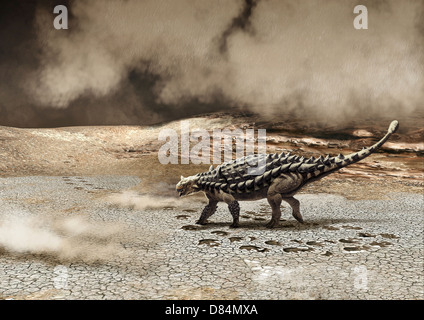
[{"left": 0, "top": 175, "right": 422, "bottom": 300}]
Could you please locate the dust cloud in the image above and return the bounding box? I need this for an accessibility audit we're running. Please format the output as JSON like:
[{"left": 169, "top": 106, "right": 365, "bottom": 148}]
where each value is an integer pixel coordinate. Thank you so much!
[
  {"left": 0, "top": 214, "right": 125, "bottom": 263},
  {"left": 2, "top": 0, "right": 423, "bottom": 126},
  {"left": 107, "top": 191, "right": 204, "bottom": 211},
  {"left": 33, "top": 0, "right": 423, "bottom": 123}
]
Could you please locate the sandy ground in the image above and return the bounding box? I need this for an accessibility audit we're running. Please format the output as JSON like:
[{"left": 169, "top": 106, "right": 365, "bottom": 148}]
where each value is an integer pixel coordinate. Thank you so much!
[{"left": 0, "top": 113, "right": 422, "bottom": 300}]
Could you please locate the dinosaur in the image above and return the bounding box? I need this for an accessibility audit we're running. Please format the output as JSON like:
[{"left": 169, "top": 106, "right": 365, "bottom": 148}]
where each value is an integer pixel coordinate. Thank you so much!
[{"left": 176, "top": 120, "right": 399, "bottom": 228}]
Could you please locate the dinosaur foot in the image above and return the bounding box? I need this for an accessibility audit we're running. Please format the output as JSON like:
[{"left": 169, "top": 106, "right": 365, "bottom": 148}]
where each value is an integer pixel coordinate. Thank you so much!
[
  {"left": 265, "top": 220, "right": 279, "bottom": 228},
  {"left": 294, "top": 216, "right": 304, "bottom": 224}
]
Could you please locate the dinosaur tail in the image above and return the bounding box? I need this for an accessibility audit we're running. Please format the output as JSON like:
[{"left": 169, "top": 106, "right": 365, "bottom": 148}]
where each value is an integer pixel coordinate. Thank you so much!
[{"left": 305, "top": 120, "right": 399, "bottom": 181}]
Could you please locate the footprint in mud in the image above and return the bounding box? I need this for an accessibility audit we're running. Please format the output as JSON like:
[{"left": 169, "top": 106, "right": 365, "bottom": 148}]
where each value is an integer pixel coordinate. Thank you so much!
[
  {"left": 306, "top": 241, "right": 324, "bottom": 247},
  {"left": 253, "top": 217, "right": 266, "bottom": 221},
  {"left": 183, "top": 209, "right": 197, "bottom": 213},
  {"left": 265, "top": 240, "right": 282, "bottom": 246},
  {"left": 198, "top": 239, "right": 220, "bottom": 247},
  {"left": 229, "top": 236, "right": 244, "bottom": 243},
  {"left": 380, "top": 233, "right": 399, "bottom": 239},
  {"left": 369, "top": 241, "right": 392, "bottom": 248},
  {"left": 358, "top": 232, "right": 376, "bottom": 238},
  {"left": 241, "top": 215, "right": 251, "bottom": 219},
  {"left": 240, "top": 245, "right": 269, "bottom": 253},
  {"left": 175, "top": 215, "right": 190, "bottom": 220},
  {"left": 339, "top": 238, "right": 361, "bottom": 244},
  {"left": 344, "top": 241, "right": 392, "bottom": 252},
  {"left": 322, "top": 226, "right": 339, "bottom": 231},
  {"left": 342, "top": 225, "right": 362, "bottom": 230},
  {"left": 181, "top": 225, "right": 201, "bottom": 231},
  {"left": 249, "top": 236, "right": 257, "bottom": 241},
  {"left": 325, "top": 240, "right": 336, "bottom": 244},
  {"left": 291, "top": 239, "right": 303, "bottom": 244},
  {"left": 163, "top": 206, "right": 176, "bottom": 210},
  {"left": 283, "top": 247, "right": 314, "bottom": 253},
  {"left": 211, "top": 230, "right": 229, "bottom": 236},
  {"left": 343, "top": 246, "right": 370, "bottom": 252}
]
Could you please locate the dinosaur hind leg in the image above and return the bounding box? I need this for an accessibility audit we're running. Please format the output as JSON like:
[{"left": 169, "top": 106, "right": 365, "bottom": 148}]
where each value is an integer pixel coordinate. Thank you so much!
[
  {"left": 265, "top": 194, "right": 283, "bottom": 228},
  {"left": 282, "top": 196, "right": 304, "bottom": 223}
]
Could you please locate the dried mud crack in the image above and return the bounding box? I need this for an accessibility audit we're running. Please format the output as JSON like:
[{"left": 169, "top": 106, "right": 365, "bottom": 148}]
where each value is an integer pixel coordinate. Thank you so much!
[{"left": 0, "top": 176, "right": 422, "bottom": 300}]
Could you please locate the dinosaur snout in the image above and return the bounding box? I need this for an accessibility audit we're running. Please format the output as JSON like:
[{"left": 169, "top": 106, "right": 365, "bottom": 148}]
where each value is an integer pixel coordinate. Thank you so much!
[{"left": 176, "top": 184, "right": 185, "bottom": 197}]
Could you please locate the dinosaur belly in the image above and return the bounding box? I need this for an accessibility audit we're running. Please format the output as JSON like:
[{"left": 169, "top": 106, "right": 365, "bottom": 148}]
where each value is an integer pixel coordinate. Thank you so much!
[{"left": 231, "top": 188, "right": 269, "bottom": 201}]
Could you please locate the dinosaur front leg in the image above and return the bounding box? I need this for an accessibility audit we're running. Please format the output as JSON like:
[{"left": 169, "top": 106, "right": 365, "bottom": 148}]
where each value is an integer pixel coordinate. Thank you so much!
[
  {"left": 282, "top": 196, "right": 304, "bottom": 223},
  {"left": 196, "top": 200, "right": 218, "bottom": 225},
  {"left": 227, "top": 201, "right": 240, "bottom": 228},
  {"left": 266, "top": 194, "right": 283, "bottom": 228}
]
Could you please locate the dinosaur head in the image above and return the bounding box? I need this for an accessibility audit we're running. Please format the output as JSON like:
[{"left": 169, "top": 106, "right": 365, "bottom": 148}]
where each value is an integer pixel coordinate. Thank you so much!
[{"left": 176, "top": 175, "right": 200, "bottom": 197}]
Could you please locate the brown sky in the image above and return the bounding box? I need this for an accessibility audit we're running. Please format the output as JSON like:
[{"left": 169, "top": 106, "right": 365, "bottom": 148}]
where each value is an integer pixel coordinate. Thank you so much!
[{"left": 0, "top": 0, "right": 423, "bottom": 128}]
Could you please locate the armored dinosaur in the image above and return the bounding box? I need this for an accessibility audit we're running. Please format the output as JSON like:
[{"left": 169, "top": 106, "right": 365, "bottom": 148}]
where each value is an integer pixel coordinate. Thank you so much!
[{"left": 176, "top": 120, "right": 399, "bottom": 228}]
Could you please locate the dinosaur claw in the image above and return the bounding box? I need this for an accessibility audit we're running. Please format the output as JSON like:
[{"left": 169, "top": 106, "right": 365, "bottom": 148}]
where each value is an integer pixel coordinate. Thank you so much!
[{"left": 293, "top": 215, "right": 304, "bottom": 224}]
